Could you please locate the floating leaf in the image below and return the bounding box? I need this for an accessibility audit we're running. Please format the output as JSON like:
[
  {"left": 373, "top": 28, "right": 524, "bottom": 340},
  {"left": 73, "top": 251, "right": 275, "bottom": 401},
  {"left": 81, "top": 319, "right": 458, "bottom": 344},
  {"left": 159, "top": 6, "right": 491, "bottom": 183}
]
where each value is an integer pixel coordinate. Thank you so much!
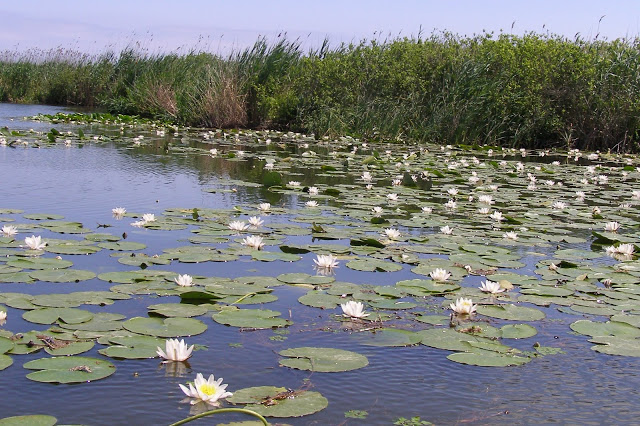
[
  {"left": 212, "top": 307, "right": 292, "bottom": 329},
  {"left": 447, "top": 347, "right": 530, "bottom": 367},
  {"left": 29, "top": 269, "right": 96, "bottom": 283},
  {"left": 147, "top": 303, "right": 208, "bottom": 318},
  {"left": 0, "top": 415, "right": 57, "bottom": 426},
  {"left": 278, "top": 347, "right": 368, "bottom": 372},
  {"left": 363, "top": 329, "right": 422, "bottom": 347},
  {"left": 123, "top": 317, "right": 207, "bottom": 337},
  {"left": 24, "top": 356, "right": 116, "bottom": 383},
  {"left": 98, "top": 335, "right": 164, "bottom": 359},
  {"left": 22, "top": 308, "right": 93, "bottom": 325},
  {"left": 229, "top": 386, "right": 328, "bottom": 418},
  {"left": 476, "top": 304, "right": 546, "bottom": 321},
  {"left": 500, "top": 324, "right": 538, "bottom": 339}
]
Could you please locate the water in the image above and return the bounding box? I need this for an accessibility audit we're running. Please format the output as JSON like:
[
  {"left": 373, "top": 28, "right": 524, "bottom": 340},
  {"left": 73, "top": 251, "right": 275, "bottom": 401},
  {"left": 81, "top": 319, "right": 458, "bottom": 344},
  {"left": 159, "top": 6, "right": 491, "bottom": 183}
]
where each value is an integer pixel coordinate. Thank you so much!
[{"left": 0, "top": 104, "right": 639, "bottom": 425}]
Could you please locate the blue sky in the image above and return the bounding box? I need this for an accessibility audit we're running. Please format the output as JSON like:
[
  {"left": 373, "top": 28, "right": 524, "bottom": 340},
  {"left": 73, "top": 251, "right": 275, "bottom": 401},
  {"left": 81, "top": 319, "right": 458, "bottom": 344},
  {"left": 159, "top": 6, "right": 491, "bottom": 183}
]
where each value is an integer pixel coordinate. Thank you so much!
[{"left": 2, "top": 1, "right": 639, "bottom": 55}]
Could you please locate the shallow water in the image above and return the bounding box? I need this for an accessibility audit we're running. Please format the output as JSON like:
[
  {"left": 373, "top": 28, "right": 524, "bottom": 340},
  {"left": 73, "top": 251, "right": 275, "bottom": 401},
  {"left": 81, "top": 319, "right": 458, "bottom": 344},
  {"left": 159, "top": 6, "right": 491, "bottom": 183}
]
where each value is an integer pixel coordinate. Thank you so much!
[{"left": 0, "top": 104, "right": 639, "bottom": 425}]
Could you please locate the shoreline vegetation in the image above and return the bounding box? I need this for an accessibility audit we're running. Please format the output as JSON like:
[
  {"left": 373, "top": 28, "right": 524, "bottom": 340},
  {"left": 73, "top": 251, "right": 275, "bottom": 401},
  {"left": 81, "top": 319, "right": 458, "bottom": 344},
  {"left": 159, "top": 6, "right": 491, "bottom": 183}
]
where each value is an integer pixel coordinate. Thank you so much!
[{"left": 1, "top": 32, "right": 639, "bottom": 152}]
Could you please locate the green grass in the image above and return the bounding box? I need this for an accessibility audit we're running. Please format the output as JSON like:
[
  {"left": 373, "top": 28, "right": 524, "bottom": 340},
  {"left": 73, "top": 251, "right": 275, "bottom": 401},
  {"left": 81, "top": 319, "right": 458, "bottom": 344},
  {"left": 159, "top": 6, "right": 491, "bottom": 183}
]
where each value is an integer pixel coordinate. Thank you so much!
[{"left": 1, "top": 32, "right": 639, "bottom": 152}]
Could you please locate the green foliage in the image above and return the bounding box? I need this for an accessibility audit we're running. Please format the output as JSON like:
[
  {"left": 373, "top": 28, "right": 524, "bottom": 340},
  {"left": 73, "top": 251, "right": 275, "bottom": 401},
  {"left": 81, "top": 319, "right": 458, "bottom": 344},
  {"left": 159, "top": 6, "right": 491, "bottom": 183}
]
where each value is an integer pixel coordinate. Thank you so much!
[{"left": 1, "top": 32, "right": 640, "bottom": 151}]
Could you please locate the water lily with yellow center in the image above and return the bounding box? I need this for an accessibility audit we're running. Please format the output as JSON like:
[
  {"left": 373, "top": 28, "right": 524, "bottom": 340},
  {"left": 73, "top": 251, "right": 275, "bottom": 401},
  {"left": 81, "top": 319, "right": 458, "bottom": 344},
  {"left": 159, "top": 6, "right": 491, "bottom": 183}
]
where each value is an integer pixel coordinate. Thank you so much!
[
  {"left": 174, "top": 274, "right": 194, "bottom": 287},
  {"left": 450, "top": 298, "right": 477, "bottom": 315},
  {"left": 1, "top": 225, "right": 17, "bottom": 237},
  {"left": 490, "top": 211, "right": 504, "bottom": 221},
  {"left": 340, "top": 300, "right": 369, "bottom": 319},
  {"left": 247, "top": 216, "right": 263, "bottom": 228},
  {"left": 314, "top": 254, "right": 339, "bottom": 271},
  {"left": 604, "top": 222, "right": 620, "bottom": 233},
  {"left": 241, "top": 235, "right": 264, "bottom": 250},
  {"left": 372, "top": 206, "right": 383, "bottom": 215},
  {"left": 180, "top": 373, "right": 233, "bottom": 406},
  {"left": 24, "top": 235, "right": 46, "bottom": 250},
  {"left": 142, "top": 213, "right": 156, "bottom": 222},
  {"left": 305, "top": 200, "right": 319, "bottom": 208},
  {"left": 228, "top": 221, "right": 249, "bottom": 232},
  {"left": 479, "top": 280, "right": 505, "bottom": 294},
  {"left": 430, "top": 268, "right": 451, "bottom": 281},
  {"left": 447, "top": 188, "right": 459, "bottom": 196},
  {"left": 157, "top": 338, "right": 194, "bottom": 362}
]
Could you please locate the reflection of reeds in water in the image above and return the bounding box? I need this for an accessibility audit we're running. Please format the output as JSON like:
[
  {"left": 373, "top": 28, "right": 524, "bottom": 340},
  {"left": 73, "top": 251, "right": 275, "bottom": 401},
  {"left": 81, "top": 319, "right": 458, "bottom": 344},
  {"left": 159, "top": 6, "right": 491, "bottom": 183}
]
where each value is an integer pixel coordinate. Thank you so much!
[{"left": 1, "top": 33, "right": 640, "bottom": 152}]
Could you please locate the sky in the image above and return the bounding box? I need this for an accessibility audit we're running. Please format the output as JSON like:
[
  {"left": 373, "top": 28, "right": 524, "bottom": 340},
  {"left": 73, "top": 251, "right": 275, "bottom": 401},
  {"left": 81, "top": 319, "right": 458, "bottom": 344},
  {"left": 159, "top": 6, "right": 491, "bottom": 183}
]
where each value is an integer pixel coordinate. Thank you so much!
[{"left": 2, "top": 1, "right": 639, "bottom": 56}]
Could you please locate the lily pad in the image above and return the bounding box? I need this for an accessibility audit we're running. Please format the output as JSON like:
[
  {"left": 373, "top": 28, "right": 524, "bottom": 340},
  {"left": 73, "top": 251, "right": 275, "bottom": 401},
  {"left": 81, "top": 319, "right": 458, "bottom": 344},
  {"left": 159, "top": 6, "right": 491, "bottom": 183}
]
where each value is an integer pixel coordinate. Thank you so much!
[
  {"left": 24, "top": 356, "right": 116, "bottom": 383},
  {"left": 363, "top": 329, "right": 422, "bottom": 346},
  {"left": 212, "top": 307, "right": 292, "bottom": 329},
  {"left": 476, "top": 304, "right": 546, "bottom": 321},
  {"left": 278, "top": 347, "right": 368, "bottom": 372},
  {"left": 29, "top": 269, "right": 96, "bottom": 283},
  {"left": 229, "top": 386, "right": 328, "bottom": 418},
  {"left": 22, "top": 308, "right": 93, "bottom": 325},
  {"left": 98, "top": 335, "right": 164, "bottom": 359},
  {"left": 123, "top": 317, "right": 207, "bottom": 337},
  {"left": 148, "top": 303, "right": 208, "bottom": 318},
  {"left": 0, "top": 415, "right": 57, "bottom": 426},
  {"left": 447, "top": 347, "right": 531, "bottom": 367},
  {"left": 500, "top": 324, "right": 538, "bottom": 339}
]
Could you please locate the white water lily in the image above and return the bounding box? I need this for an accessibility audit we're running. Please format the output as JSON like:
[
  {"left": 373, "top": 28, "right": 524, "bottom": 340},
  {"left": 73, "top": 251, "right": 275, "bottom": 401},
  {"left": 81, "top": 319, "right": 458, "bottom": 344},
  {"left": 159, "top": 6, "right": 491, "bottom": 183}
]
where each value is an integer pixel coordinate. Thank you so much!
[
  {"left": 131, "top": 220, "right": 146, "bottom": 227},
  {"left": 449, "top": 297, "right": 477, "bottom": 315},
  {"left": 372, "top": 206, "right": 383, "bottom": 215},
  {"left": 157, "top": 338, "right": 194, "bottom": 362},
  {"left": 440, "top": 226, "right": 453, "bottom": 235},
  {"left": 258, "top": 203, "right": 271, "bottom": 212},
  {"left": 314, "top": 254, "right": 339, "bottom": 271},
  {"left": 174, "top": 274, "right": 193, "bottom": 287},
  {"left": 632, "top": 190, "right": 640, "bottom": 200},
  {"left": 384, "top": 228, "right": 402, "bottom": 240},
  {"left": 478, "top": 207, "right": 490, "bottom": 214},
  {"left": 180, "top": 373, "right": 233, "bottom": 406},
  {"left": 447, "top": 188, "right": 459, "bottom": 196},
  {"left": 241, "top": 235, "right": 264, "bottom": 250},
  {"left": 308, "top": 186, "right": 319, "bottom": 195},
  {"left": 490, "top": 211, "right": 504, "bottom": 221},
  {"left": 1, "top": 225, "right": 17, "bottom": 237},
  {"left": 264, "top": 162, "right": 274, "bottom": 170},
  {"left": 615, "top": 243, "right": 635, "bottom": 256},
  {"left": 421, "top": 206, "right": 432, "bottom": 214},
  {"left": 392, "top": 179, "right": 402, "bottom": 186},
  {"left": 387, "top": 193, "right": 399, "bottom": 201},
  {"left": 592, "top": 206, "right": 601, "bottom": 215},
  {"left": 0, "top": 310, "right": 6, "bottom": 322},
  {"left": 503, "top": 231, "right": 518, "bottom": 240},
  {"left": 552, "top": 201, "right": 566, "bottom": 210},
  {"left": 469, "top": 175, "right": 480, "bottom": 184},
  {"left": 112, "top": 207, "right": 126, "bottom": 217},
  {"left": 228, "top": 221, "right": 249, "bottom": 232},
  {"left": 604, "top": 222, "right": 620, "bottom": 233},
  {"left": 247, "top": 216, "right": 264, "bottom": 228},
  {"left": 340, "top": 300, "right": 369, "bottom": 319},
  {"left": 142, "top": 213, "right": 156, "bottom": 222},
  {"left": 305, "top": 200, "right": 319, "bottom": 208},
  {"left": 361, "top": 171, "right": 373, "bottom": 182},
  {"left": 575, "top": 191, "right": 586, "bottom": 201},
  {"left": 444, "top": 200, "right": 457, "bottom": 209},
  {"left": 429, "top": 268, "right": 451, "bottom": 281},
  {"left": 288, "top": 181, "right": 301, "bottom": 187},
  {"left": 479, "top": 280, "right": 505, "bottom": 294},
  {"left": 24, "top": 235, "right": 46, "bottom": 250}
]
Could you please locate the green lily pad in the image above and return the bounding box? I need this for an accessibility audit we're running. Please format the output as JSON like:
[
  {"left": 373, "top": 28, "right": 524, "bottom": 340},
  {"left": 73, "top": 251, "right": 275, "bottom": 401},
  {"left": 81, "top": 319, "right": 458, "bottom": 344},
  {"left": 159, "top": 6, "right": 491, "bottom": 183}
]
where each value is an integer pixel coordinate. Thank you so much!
[
  {"left": 147, "top": 303, "right": 208, "bottom": 318},
  {"left": 363, "top": 328, "right": 422, "bottom": 346},
  {"left": 345, "top": 258, "right": 403, "bottom": 272},
  {"left": 447, "top": 347, "right": 531, "bottom": 367},
  {"left": 45, "top": 340, "right": 95, "bottom": 356},
  {"left": 98, "top": 241, "right": 147, "bottom": 251},
  {"left": 24, "top": 356, "right": 116, "bottom": 383},
  {"left": 500, "top": 324, "right": 538, "bottom": 339},
  {"left": 298, "top": 291, "right": 343, "bottom": 308},
  {"left": 277, "top": 273, "right": 335, "bottom": 285},
  {"left": 98, "top": 335, "right": 164, "bottom": 359},
  {"left": 229, "top": 386, "right": 328, "bottom": 418},
  {"left": 588, "top": 335, "right": 640, "bottom": 357},
  {"left": 29, "top": 269, "right": 96, "bottom": 283},
  {"left": 418, "top": 328, "right": 494, "bottom": 351},
  {"left": 476, "top": 304, "right": 546, "bottom": 321},
  {"left": 6, "top": 257, "right": 73, "bottom": 270},
  {"left": 278, "top": 347, "right": 368, "bottom": 372},
  {"left": 570, "top": 320, "right": 640, "bottom": 337},
  {"left": 22, "top": 308, "right": 93, "bottom": 325},
  {"left": 123, "top": 317, "right": 207, "bottom": 337},
  {"left": 0, "top": 415, "right": 57, "bottom": 426},
  {"left": 212, "top": 307, "right": 292, "bottom": 329}
]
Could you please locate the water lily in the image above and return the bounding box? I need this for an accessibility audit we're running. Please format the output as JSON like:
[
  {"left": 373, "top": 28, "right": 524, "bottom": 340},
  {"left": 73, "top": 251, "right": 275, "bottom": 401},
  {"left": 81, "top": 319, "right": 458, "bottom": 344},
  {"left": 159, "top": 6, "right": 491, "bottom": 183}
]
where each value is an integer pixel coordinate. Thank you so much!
[
  {"left": 421, "top": 207, "right": 432, "bottom": 214},
  {"left": 131, "top": 220, "right": 146, "bottom": 227},
  {"left": 112, "top": 207, "right": 126, "bottom": 218},
  {"left": 576, "top": 191, "right": 586, "bottom": 201},
  {"left": 372, "top": 206, "right": 383, "bottom": 215},
  {"left": 392, "top": 179, "right": 402, "bottom": 186},
  {"left": 288, "top": 181, "right": 301, "bottom": 187},
  {"left": 258, "top": 203, "right": 271, "bottom": 212},
  {"left": 314, "top": 254, "right": 339, "bottom": 271},
  {"left": 24, "top": 235, "right": 46, "bottom": 250},
  {"left": 142, "top": 213, "right": 156, "bottom": 222},
  {"left": 247, "top": 216, "right": 263, "bottom": 228},
  {"left": 180, "top": 373, "right": 233, "bottom": 406},
  {"left": 228, "top": 221, "right": 249, "bottom": 232},
  {"left": 384, "top": 228, "right": 401, "bottom": 240},
  {"left": 387, "top": 193, "right": 399, "bottom": 201},
  {"left": 447, "top": 188, "right": 459, "bottom": 196},
  {"left": 440, "top": 226, "right": 453, "bottom": 235},
  {"left": 552, "top": 201, "right": 566, "bottom": 210},
  {"left": 174, "top": 274, "right": 194, "bottom": 287},
  {"left": 361, "top": 171, "right": 372, "bottom": 182},
  {"left": 503, "top": 231, "right": 518, "bottom": 240},
  {"left": 444, "top": 200, "right": 457, "bottom": 209},
  {"left": 479, "top": 280, "right": 505, "bottom": 294},
  {"left": 478, "top": 195, "right": 494, "bottom": 204},
  {"left": 615, "top": 243, "right": 635, "bottom": 256},
  {"left": 0, "top": 310, "right": 6, "bottom": 323},
  {"left": 340, "top": 300, "right": 369, "bottom": 319},
  {"left": 429, "top": 268, "right": 451, "bottom": 281},
  {"left": 490, "top": 211, "right": 504, "bottom": 221},
  {"left": 478, "top": 207, "right": 490, "bottom": 214},
  {"left": 157, "top": 338, "right": 194, "bottom": 362},
  {"left": 592, "top": 206, "right": 602, "bottom": 215},
  {"left": 604, "top": 221, "right": 620, "bottom": 233},
  {"left": 449, "top": 297, "right": 477, "bottom": 315},
  {"left": 1, "top": 225, "right": 17, "bottom": 237},
  {"left": 241, "top": 235, "right": 264, "bottom": 250},
  {"left": 305, "top": 200, "right": 319, "bottom": 208},
  {"left": 308, "top": 186, "right": 319, "bottom": 195}
]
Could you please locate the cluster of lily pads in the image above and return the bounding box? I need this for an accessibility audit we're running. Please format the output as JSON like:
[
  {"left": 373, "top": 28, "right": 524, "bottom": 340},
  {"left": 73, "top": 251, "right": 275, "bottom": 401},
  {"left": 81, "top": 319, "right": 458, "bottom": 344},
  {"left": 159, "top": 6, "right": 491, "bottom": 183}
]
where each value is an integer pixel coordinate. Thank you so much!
[{"left": 1, "top": 113, "right": 640, "bottom": 423}]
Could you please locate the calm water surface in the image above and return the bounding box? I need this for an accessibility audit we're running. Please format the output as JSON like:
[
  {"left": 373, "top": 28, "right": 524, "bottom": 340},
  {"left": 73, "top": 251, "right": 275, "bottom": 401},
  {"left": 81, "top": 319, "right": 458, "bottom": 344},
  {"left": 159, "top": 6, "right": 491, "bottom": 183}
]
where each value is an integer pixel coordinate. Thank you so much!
[{"left": 0, "top": 104, "right": 638, "bottom": 425}]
